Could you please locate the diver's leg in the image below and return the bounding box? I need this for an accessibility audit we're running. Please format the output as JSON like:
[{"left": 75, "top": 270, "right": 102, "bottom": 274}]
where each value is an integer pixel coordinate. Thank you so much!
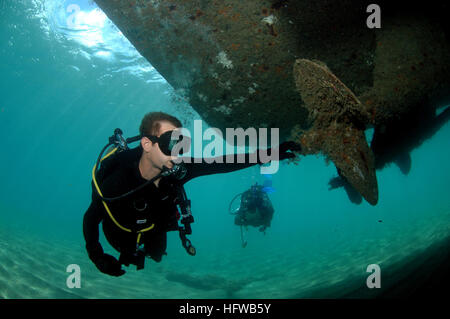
[{"left": 144, "top": 230, "right": 167, "bottom": 263}]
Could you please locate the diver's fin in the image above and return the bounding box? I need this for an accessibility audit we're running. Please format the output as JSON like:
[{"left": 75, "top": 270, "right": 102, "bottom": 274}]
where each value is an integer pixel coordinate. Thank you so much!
[{"left": 292, "top": 59, "right": 378, "bottom": 205}]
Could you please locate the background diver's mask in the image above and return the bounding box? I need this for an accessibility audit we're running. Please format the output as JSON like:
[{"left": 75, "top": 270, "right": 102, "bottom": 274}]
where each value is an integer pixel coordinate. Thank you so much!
[{"left": 145, "top": 129, "right": 191, "bottom": 156}]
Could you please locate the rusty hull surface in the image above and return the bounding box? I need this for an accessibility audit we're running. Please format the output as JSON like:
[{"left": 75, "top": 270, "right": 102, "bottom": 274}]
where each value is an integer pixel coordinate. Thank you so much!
[
  {"left": 93, "top": 0, "right": 450, "bottom": 205},
  {"left": 94, "top": 0, "right": 379, "bottom": 136}
]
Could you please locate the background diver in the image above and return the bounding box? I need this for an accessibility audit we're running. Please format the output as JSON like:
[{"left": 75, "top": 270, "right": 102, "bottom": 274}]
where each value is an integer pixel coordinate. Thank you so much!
[
  {"left": 83, "top": 111, "right": 302, "bottom": 276},
  {"left": 230, "top": 183, "right": 275, "bottom": 247}
]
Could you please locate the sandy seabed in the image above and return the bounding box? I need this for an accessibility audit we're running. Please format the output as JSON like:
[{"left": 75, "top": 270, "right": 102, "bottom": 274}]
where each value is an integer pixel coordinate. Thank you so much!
[{"left": 0, "top": 210, "right": 448, "bottom": 299}]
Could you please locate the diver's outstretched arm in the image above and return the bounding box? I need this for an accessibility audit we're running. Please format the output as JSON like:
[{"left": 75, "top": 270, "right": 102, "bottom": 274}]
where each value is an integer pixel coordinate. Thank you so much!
[
  {"left": 180, "top": 152, "right": 260, "bottom": 182},
  {"left": 180, "top": 141, "right": 301, "bottom": 183}
]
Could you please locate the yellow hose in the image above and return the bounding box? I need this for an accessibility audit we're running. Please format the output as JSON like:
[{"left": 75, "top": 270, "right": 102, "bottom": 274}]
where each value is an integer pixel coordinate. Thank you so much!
[{"left": 92, "top": 147, "right": 154, "bottom": 241}]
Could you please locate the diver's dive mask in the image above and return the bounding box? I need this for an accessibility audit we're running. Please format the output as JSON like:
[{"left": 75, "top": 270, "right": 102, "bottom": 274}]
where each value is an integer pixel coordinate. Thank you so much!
[{"left": 145, "top": 129, "right": 191, "bottom": 156}]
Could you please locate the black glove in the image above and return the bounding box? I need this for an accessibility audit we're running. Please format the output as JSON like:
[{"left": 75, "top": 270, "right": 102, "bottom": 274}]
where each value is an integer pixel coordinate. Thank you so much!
[
  {"left": 256, "top": 141, "right": 301, "bottom": 163},
  {"left": 93, "top": 253, "right": 126, "bottom": 277},
  {"left": 278, "top": 141, "right": 302, "bottom": 160}
]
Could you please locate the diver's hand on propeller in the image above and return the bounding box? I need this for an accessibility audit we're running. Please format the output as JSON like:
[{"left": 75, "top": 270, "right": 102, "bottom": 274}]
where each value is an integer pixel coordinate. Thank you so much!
[
  {"left": 94, "top": 253, "right": 126, "bottom": 277},
  {"left": 265, "top": 141, "right": 302, "bottom": 161},
  {"left": 279, "top": 141, "right": 302, "bottom": 160}
]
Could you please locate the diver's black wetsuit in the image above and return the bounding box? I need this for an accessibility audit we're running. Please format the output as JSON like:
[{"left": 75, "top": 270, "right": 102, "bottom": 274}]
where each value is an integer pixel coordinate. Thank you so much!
[{"left": 83, "top": 146, "right": 262, "bottom": 266}]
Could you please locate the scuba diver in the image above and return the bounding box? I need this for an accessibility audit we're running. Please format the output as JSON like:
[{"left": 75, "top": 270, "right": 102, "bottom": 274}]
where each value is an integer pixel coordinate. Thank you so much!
[
  {"left": 83, "top": 111, "right": 302, "bottom": 276},
  {"left": 229, "top": 183, "right": 275, "bottom": 247}
]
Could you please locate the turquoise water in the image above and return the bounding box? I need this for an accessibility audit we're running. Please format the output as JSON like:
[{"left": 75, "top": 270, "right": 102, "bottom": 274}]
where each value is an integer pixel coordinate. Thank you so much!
[{"left": 0, "top": 1, "right": 449, "bottom": 299}]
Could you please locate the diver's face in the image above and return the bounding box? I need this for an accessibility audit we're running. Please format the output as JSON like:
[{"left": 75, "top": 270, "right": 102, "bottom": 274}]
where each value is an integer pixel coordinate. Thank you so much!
[{"left": 142, "top": 121, "right": 179, "bottom": 170}]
